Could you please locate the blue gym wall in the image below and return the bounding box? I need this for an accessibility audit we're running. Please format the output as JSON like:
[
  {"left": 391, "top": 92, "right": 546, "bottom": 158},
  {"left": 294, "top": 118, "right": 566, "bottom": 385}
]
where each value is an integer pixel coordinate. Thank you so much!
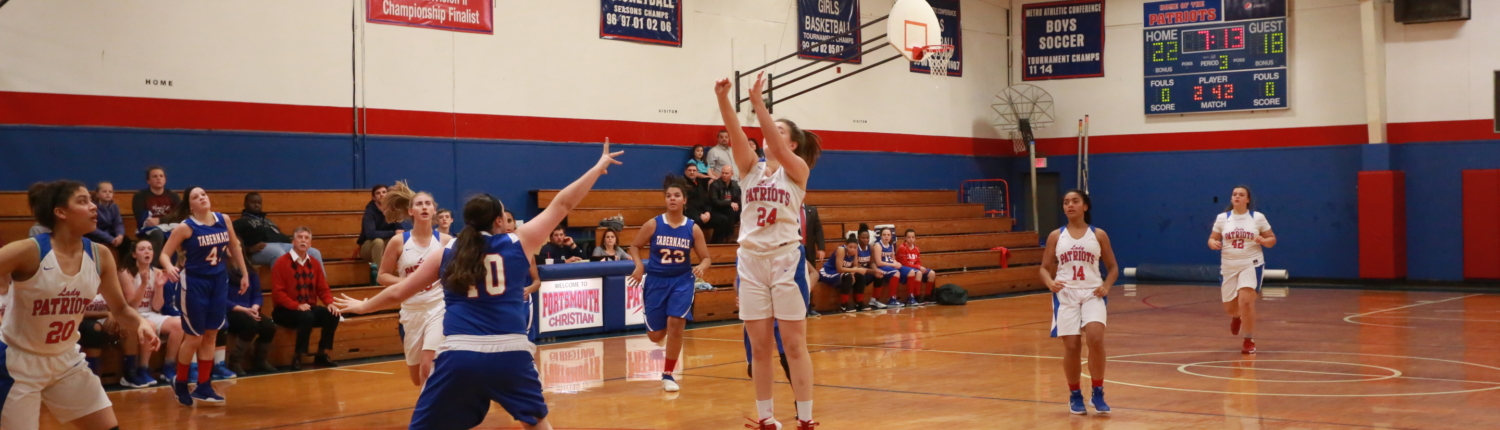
[{"left": 1395, "top": 139, "right": 1500, "bottom": 281}]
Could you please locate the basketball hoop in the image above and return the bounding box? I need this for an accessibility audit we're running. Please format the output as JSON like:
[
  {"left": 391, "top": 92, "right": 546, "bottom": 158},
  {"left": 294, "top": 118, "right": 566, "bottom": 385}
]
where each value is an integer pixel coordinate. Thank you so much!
[{"left": 912, "top": 44, "right": 954, "bottom": 78}]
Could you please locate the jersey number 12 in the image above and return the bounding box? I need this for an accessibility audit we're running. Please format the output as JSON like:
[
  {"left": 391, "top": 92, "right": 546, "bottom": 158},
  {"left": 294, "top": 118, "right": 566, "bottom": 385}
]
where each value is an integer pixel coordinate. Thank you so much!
[{"left": 469, "top": 254, "right": 506, "bottom": 298}]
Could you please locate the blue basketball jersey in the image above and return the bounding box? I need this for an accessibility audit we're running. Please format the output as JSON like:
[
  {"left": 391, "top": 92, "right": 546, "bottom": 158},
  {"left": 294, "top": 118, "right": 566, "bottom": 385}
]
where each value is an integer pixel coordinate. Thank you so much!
[
  {"left": 182, "top": 213, "right": 231, "bottom": 277},
  {"left": 822, "top": 245, "right": 857, "bottom": 273},
  {"left": 856, "top": 244, "right": 872, "bottom": 267},
  {"left": 879, "top": 241, "right": 897, "bottom": 264},
  {"left": 440, "top": 232, "right": 533, "bottom": 337},
  {"left": 645, "top": 215, "right": 695, "bottom": 276}
]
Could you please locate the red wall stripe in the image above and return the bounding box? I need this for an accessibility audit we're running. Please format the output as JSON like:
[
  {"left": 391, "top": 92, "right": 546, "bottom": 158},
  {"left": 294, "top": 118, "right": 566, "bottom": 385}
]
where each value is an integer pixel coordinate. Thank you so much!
[{"left": 5, "top": 91, "right": 1494, "bottom": 156}]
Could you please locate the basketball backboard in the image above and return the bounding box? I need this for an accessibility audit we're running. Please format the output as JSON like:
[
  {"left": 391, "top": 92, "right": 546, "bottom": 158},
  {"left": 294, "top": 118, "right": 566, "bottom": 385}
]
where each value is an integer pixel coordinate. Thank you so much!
[{"left": 887, "top": 0, "right": 943, "bottom": 61}]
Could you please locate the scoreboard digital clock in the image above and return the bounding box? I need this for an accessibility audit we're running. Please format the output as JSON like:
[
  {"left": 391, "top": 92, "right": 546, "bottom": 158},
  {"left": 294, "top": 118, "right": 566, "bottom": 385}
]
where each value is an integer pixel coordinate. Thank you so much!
[{"left": 1142, "top": 0, "right": 1288, "bottom": 115}]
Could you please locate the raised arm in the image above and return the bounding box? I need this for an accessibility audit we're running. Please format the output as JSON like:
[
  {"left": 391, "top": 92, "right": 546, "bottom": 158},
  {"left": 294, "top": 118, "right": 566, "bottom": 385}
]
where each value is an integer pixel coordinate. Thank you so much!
[
  {"left": 516, "top": 141, "right": 623, "bottom": 257},
  {"left": 336, "top": 245, "right": 443, "bottom": 314},
  {"left": 747, "top": 73, "right": 810, "bottom": 187},
  {"left": 715, "top": 79, "right": 759, "bottom": 179}
]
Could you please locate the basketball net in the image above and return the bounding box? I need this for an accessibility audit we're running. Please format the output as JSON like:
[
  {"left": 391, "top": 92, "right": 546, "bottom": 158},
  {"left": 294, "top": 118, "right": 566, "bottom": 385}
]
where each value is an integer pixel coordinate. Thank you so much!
[{"left": 916, "top": 45, "right": 954, "bottom": 78}]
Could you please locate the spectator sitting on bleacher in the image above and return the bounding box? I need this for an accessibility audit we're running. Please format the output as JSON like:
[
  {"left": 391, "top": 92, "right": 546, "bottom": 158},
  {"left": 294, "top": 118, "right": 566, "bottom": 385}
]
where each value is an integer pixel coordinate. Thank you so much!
[
  {"left": 706, "top": 130, "right": 738, "bottom": 185},
  {"left": 234, "top": 192, "right": 325, "bottom": 267},
  {"left": 226, "top": 260, "right": 278, "bottom": 375},
  {"left": 538, "top": 226, "right": 586, "bottom": 264},
  {"left": 88, "top": 181, "right": 126, "bottom": 248},
  {"left": 592, "top": 229, "right": 633, "bottom": 262},
  {"left": 133, "top": 166, "right": 180, "bottom": 266},
  {"left": 271, "top": 227, "right": 341, "bottom": 370},
  {"left": 436, "top": 208, "right": 454, "bottom": 236},
  {"left": 683, "top": 165, "right": 731, "bottom": 244},
  {"left": 357, "top": 184, "right": 403, "bottom": 266},
  {"left": 687, "top": 145, "right": 713, "bottom": 180},
  {"left": 706, "top": 167, "right": 741, "bottom": 243}
]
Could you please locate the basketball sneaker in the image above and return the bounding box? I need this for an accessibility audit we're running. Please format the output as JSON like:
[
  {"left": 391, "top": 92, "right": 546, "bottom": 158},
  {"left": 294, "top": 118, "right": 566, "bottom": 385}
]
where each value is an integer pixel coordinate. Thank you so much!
[
  {"left": 162, "top": 364, "right": 177, "bottom": 383},
  {"left": 744, "top": 418, "right": 781, "bottom": 429},
  {"left": 797, "top": 419, "right": 820, "bottom": 429},
  {"left": 838, "top": 304, "right": 853, "bottom": 313},
  {"left": 887, "top": 297, "right": 904, "bottom": 308},
  {"left": 907, "top": 295, "right": 921, "bottom": 307},
  {"left": 191, "top": 383, "right": 225, "bottom": 405},
  {"left": 868, "top": 298, "right": 886, "bottom": 309},
  {"left": 212, "top": 361, "right": 238, "bottom": 380},
  {"left": 137, "top": 367, "right": 160, "bottom": 387},
  {"left": 1068, "top": 390, "right": 1086, "bottom": 415},
  {"left": 1230, "top": 317, "right": 1242, "bottom": 335},
  {"left": 1090, "top": 387, "right": 1111, "bottom": 414},
  {"left": 854, "top": 302, "right": 867, "bottom": 312},
  {"left": 663, "top": 374, "right": 680, "bottom": 392},
  {"left": 173, "top": 381, "right": 193, "bottom": 406},
  {"left": 119, "top": 368, "right": 153, "bottom": 388},
  {"left": 1242, "top": 338, "right": 1256, "bottom": 354}
]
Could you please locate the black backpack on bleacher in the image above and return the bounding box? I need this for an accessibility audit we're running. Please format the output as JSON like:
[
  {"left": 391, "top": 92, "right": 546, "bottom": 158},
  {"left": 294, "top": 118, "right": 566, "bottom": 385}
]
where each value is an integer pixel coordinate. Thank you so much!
[{"left": 935, "top": 284, "right": 968, "bottom": 306}]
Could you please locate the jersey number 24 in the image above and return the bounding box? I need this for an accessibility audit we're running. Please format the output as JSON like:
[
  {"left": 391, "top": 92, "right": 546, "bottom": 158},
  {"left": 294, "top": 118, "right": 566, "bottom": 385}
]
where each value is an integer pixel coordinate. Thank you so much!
[
  {"left": 470, "top": 254, "right": 506, "bottom": 298},
  {"left": 755, "top": 207, "right": 779, "bottom": 227}
]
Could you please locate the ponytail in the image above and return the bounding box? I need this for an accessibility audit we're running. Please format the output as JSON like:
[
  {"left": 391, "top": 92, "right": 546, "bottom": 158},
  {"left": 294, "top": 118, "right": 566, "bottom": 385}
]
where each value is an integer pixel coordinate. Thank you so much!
[
  {"left": 165, "top": 186, "right": 204, "bottom": 224},
  {"left": 382, "top": 180, "right": 418, "bottom": 223},
  {"left": 776, "top": 119, "right": 822, "bottom": 169},
  {"left": 442, "top": 194, "right": 505, "bottom": 296}
]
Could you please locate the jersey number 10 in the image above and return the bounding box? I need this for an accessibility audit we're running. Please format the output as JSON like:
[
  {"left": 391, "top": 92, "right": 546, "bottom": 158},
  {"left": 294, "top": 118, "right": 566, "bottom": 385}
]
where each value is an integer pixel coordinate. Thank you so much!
[{"left": 470, "top": 254, "right": 507, "bottom": 298}]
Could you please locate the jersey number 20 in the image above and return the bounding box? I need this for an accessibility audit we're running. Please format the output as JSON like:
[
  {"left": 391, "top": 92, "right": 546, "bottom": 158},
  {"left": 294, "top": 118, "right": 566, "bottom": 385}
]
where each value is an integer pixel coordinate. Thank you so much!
[
  {"left": 469, "top": 254, "right": 506, "bottom": 298},
  {"left": 755, "top": 207, "right": 779, "bottom": 227}
]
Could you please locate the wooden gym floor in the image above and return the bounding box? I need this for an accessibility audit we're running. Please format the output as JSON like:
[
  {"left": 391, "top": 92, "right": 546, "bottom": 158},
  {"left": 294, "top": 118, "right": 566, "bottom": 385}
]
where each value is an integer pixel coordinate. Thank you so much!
[{"left": 40, "top": 285, "right": 1500, "bottom": 429}]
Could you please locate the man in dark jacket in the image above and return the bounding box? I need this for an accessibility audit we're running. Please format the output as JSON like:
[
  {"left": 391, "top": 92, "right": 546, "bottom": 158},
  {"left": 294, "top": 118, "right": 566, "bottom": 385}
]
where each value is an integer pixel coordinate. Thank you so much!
[
  {"left": 133, "top": 166, "right": 180, "bottom": 267},
  {"left": 357, "top": 184, "right": 402, "bottom": 264},
  {"left": 706, "top": 167, "right": 742, "bottom": 243},
  {"left": 234, "top": 192, "right": 324, "bottom": 267},
  {"left": 537, "top": 226, "right": 587, "bottom": 264}
]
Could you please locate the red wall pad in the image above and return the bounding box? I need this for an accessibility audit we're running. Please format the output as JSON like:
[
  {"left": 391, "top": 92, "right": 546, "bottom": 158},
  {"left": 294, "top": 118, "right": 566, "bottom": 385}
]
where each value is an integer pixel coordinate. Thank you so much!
[
  {"left": 1463, "top": 170, "right": 1500, "bottom": 279},
  {"left": 1358, "top": 171, "right": 1407, "bottom": 279}
]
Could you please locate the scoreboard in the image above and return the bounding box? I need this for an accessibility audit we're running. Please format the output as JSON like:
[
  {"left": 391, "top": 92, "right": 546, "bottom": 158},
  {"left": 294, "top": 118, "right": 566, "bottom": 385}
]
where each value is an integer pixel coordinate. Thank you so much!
[{"left": 1143, "top": 0, "right": 1289, "bottom": 115}]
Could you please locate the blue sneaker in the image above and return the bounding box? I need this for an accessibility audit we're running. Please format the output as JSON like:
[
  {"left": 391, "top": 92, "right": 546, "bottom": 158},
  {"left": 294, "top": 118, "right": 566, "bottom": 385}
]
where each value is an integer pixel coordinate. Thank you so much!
[
  {"left": 173, "top": 381, "right": 193, "bottom": 406},
  {"left": 1091, "top": 387, "right": 1111, "bottom": 414},
  {"left": 662, "top": 374, "right": 680, "bottom": 392},
  {"left": 191, "top": 383, "right": 225, "bottom": 405},
  {"left": 211, "top": 362, "right": 237, "bottom": 380},
  {"left": 887, "top": 297, "right": 904, "bottom": 308},
  {"left": 162, "top": 364, "right": 177, "bottom": 383},
  {"left": 1069, "top": 390, "right": 1086, "bottom": 415},
  {"left": 907, "top": 296, "right": 921, "bottom": 307},
  {"left": 119, "top": 368, "right": 152, "bottom": 388},
  {"left": 136, "top": 367, "right": 159, "bottom": 387}
]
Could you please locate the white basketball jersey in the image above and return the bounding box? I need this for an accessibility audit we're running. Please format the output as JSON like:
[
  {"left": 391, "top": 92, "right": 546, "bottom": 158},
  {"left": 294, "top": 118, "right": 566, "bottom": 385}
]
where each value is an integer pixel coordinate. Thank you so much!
[
  {"left": 1053, "top": 226, "right": 1103, "bottom": 290},
  {"left": 399, "top": 230, "right": 445, "bottom": 309},
  {"left": 737, "top": 161, "right": 806, "bottom": 253},
  {"left": 3, "top": 236, "right": 102, "bottom": 355},
  {"left": 1213, "top": 210, "right": 1271, "bottom": 266},
  {"left": 133, "top": 269, "right": 156, "bottom": 314}
]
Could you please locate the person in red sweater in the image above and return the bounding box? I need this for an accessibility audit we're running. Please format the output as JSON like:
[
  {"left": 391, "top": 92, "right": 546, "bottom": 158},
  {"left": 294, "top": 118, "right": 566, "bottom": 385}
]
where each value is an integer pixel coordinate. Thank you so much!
[
  {"left": 271, "top": 227, "right": 341, "bottom": 370},
  {"left": 896, "top": 229, "right": 938, "bottom": 305}
]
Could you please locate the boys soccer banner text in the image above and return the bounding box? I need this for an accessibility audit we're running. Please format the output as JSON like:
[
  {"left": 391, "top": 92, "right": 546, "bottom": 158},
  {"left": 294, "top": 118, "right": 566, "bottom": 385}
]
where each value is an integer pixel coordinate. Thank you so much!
[
  {"left": 601, "top": 0, "right": 683, "bottom": 47},
  {"left": 1022, "top": 0, "right": 1105, "bottom": 80},
  {"left": 798, "top": 0, "right": 862, "bottom": 63},
  {"left": 366, "top": 0, "right": 493, "bottom": 34}
]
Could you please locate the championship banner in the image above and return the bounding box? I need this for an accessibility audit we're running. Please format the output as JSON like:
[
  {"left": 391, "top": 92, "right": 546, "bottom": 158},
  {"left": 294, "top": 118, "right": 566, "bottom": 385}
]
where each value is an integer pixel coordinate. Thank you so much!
[
  {"left": 797, "top": 0, "right": 862, "bottom": 63},
  {"left": 540, "top": 342, "right": 605, "bottom": 393},
  {"left": 1022, "top": 0, "right": 1105, "bottom": 81},
  {"left": 600, "top": 0, "right": 683, "bottom": 47},
  {"left": 624, "top": 276, "right": 646, "bottom": 326},
  {"left": 910, "top": 0, "right": 962, "bottom": 77},
  {"left": 626, "top": 337, "right": 684, "bottom": 381},
  {"left": 538, "top": 278, "right": 604, "bottom": 333},
  {"left": 366, "top": 0, "right": 494, "bottom": 34}
]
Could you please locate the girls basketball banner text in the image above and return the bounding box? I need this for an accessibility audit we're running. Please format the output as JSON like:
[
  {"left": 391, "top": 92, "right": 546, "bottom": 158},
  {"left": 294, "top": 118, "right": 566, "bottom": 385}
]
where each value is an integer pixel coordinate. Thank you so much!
[
  {"left": 797, "top": 0, "right": 862, "bottom": 63},
  {"left": 366, "top": 0, "right": 493, "bottom": 34}
]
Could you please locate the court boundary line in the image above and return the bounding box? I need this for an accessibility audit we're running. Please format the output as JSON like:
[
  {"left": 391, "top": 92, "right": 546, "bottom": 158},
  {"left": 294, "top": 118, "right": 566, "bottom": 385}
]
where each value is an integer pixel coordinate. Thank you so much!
[{"left": 1342, "top": 294, "right": 1482, "bottom": 328}]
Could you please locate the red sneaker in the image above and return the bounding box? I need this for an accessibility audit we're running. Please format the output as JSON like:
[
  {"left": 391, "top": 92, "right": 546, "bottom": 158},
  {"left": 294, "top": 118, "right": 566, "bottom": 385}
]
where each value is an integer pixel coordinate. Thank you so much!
[
  {"left": 798, "top": 419, "right": 820, "bottom": 430},
  {"left": 1242, "top": 338, "right": 1256, "bottom": 354},
  {"left": 1230, "top": 317, "right": 1242, "bottom": 335},
  {"left": 745, "top": 418, "right": 781, "bottom": 430}
]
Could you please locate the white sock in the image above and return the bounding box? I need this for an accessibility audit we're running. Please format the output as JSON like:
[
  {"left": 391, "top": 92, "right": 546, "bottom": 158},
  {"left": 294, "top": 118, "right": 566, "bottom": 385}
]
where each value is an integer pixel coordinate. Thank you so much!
[
  {"left": 796, "top": 400, "right": 813, "bottom": 421},
  {"left": 214, "top": 349, "right": 226, "bottom": 363},
  {"left": 756, "top": 399, "right": 775, "bottom": 420}
]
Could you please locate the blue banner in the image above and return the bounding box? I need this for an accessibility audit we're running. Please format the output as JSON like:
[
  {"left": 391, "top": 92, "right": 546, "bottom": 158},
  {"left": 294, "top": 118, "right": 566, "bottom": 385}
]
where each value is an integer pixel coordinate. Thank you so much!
[
  {"left": 797, "top": 0, "right": 862, "bottom": 63},
  {"left": 1143, "top": 0, "right": 1222, "bottom": 28},
  {"left": 1022, "top": 0, "right": 1105, "bottom": 81},
  {"left": 600, "top": 0, "right": 682, "bottom": 47},
  {"left": 1144, "top": 69, "right": 1287, "bottom": 114},
  {"left": 910, "top": 0, "right": 962, "bottom": 77}
]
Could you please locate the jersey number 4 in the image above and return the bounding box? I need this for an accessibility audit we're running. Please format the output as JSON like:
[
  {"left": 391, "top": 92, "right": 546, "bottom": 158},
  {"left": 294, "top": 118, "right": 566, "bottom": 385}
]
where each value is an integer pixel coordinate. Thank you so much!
[
  {"left": 469, "top": 254, "right": 506, "bottom": 298},
  {"left": 46, "top": 320, "right": 77, "bottom": 344},
  {"left": 755, "top": 207, "right": 779, "bottom": 227},
  {"left": 1072, "top": 266, "right": 1086, "bottom": 281},
  {"left": 658, "top": 249, "right": 686, "bottom": 264},
  {"left": 205, "top": 246, "right": 224, "bottom": 266}
]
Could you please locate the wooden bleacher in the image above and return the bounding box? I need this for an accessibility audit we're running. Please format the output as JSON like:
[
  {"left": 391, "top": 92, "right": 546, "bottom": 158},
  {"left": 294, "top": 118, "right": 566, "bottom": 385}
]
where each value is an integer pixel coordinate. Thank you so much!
[{"left": 539, "top": 189, "right": 1047, "bottom": 322}]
